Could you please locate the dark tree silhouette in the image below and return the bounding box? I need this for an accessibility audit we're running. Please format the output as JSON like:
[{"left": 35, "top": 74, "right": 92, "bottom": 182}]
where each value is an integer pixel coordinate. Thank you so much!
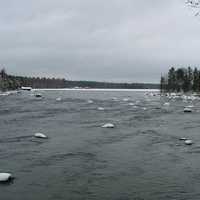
[
  {"left": 160, "top": 67, "right": 200, "bottom": 93},
  {"left": 0, "top": 69, "right": 159, "bottom": 91}
]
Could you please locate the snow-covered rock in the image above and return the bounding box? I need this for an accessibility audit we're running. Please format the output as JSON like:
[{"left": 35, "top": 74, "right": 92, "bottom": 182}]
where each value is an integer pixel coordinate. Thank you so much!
[
  {"left": 34, "top": 133, "right": 48, "bottom": 139},
  {"left": 186, "top": 105, "right": 194, "bottom": 108},
  {"left": 163, "top": 102, "right": 170, "bottom": 106},
  {"left": 185, "top": 140, "right": 193, "bottom": 145},
  {"left": 35, "top": 93, "right": 42, "bottom": 98},
  {"left": 102, "top": 123, "right": 115, "bottom": 128},
  {"left": 56, "top": 97, "right": 62, "bottom": 101},
  {"left": 123, "top": 98, "right": 129, "bottom": 102},
  {"left": 184, "top": 108, "right": 192, "bottom": 113},
  {"left": 179, "top": 137, "right": 187, "bottom": 141},
  {"left": 0, "top": 173, "right": 12, "bottom": 182},
  {"left": 112, "top": 97, "right": 118, "bottom": 101},
  {"left": 97, "top": 107, "right": 105, "bottom": 111}
]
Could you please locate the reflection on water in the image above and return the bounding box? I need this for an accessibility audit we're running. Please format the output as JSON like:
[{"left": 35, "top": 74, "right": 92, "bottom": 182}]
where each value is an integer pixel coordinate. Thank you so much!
[{"left": 0, "top": 90, "right": 200, "bottom": 200}]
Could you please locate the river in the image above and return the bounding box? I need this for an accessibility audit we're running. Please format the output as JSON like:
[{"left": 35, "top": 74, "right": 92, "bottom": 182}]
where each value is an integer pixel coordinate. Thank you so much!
[{"left": 0, "top": 89, "right": 200, "bottom": 200}]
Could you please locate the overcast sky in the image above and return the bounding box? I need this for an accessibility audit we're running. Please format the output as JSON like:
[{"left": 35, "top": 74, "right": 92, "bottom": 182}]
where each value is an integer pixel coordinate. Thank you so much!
[{"left": 0, "top": 0, "right": 200, "bottom": 83}]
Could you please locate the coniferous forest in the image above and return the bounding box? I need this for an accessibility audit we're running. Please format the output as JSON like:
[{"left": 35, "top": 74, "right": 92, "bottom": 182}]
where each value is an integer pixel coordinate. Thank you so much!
[
  {"left": 0, "top": 69, "right": 159, "bottom": 91},
  {"left": 160, "top": 67, "right": 200, "bottom": 93}
]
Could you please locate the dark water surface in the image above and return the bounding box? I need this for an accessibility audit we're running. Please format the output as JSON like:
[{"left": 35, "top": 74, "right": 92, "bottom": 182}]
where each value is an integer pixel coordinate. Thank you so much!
[{"left": 1, "top": 90, "right": 200, "bottom": 200}]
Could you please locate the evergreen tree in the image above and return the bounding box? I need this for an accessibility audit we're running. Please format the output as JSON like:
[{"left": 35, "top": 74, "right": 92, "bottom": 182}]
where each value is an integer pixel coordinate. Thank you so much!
[
  {"left": 167, "top": 67, "right": 176, "bottom": 92},
  {"left": 187, "top": 66, "right": 193, "bottom": 91},
  {"left": 161, "top": 67, "right": 200, "bottom": 93},
  {"left": 176, "top": 68, "right": 185, "bottom": 92},
  {"left": 193, "top": 67, "right": 199, "bottom": 92},
  {"left": 160, "top": 76, "right": 165, "bottom": 93}
]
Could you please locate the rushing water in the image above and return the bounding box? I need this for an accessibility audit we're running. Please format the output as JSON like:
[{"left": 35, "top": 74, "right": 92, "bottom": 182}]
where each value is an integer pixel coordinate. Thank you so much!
[{"left": 0, "top": 90, "right": 200, "bottom": 200}]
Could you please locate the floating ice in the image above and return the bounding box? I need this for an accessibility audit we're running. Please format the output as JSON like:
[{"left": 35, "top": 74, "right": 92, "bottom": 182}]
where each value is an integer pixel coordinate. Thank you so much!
[
  {"left": 185, "top": 140, "right": 193, "bottom": 145},
  {"left": 0, "top": 173, "right": 12, "bottom": 182},
  {"left": 102, "top": 123, "right": 115, "bottom": 128},
  {"left": 34, "top": 133, "right": 48, "bottom": 139},
  {"left": 128, "top": 103, "right": 135, "bottom": 106}
]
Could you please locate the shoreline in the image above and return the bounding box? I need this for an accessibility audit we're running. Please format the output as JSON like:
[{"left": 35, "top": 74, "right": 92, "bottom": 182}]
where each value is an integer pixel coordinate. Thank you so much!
[{"left": 32, "top": 88, "right": 160, "bottom": 92}]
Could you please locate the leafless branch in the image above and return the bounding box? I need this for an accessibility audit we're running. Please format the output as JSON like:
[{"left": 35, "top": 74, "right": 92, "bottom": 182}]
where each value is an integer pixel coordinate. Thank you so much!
[
  {"left": 186, "top": 0, "right": 200, "bottom": 7},
  {"left": 186, "top": 0, "right": 200, "bottom": 16}
]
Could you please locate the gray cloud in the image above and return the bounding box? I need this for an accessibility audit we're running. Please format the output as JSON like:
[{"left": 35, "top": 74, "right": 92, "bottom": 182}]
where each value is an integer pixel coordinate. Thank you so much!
[{"left": 0, "top": 0, "right": 199, "bottom": 83}]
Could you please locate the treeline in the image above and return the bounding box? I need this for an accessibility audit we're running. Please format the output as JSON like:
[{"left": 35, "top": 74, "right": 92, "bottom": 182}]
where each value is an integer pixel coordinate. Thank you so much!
[
  {"left": 64, "top": 80, "right": 159, "bottom": 89},
  {"left": 0, "top": 69, "right": 66, "bottom": 91},
  {"left": 0, "top": 69, "right": 159, "bottom": 91},
  {"left": 160, "top": 67, "right": 200, "bottom": 93}
]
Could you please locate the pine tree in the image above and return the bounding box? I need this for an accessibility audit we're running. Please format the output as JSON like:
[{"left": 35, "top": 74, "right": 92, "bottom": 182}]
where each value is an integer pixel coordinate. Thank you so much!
[
  {"left": 161, "top": 67, "right": 200, "bottom": 93},
  {"left": 193, "top": 67, "right": 198, "bottom": 92},
  {"left": 176, "top": 68, "right": 185, "bottom": 92},
  {"left": 160, "top": 76, "right": 166, "bottom": 93},
  {"left": 168, "top": 67, "right": 176, "bottom": 92},
  {"left": 187, "top": 66, "right": 193, "bottom": 91}
]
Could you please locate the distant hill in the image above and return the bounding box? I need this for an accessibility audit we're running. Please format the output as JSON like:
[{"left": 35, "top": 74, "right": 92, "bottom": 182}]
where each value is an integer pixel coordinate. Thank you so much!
[{"left": 0, "top": 69, "right": 159, "bottom": 91}]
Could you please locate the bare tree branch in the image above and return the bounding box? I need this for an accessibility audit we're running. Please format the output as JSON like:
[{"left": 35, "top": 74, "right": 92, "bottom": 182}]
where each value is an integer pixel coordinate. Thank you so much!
[
  {"left": 186, "top": 0, "right": 200, "bottom": 16},
  {"left": 186, "top": 0, "right": 200, "bottom": 7}
]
